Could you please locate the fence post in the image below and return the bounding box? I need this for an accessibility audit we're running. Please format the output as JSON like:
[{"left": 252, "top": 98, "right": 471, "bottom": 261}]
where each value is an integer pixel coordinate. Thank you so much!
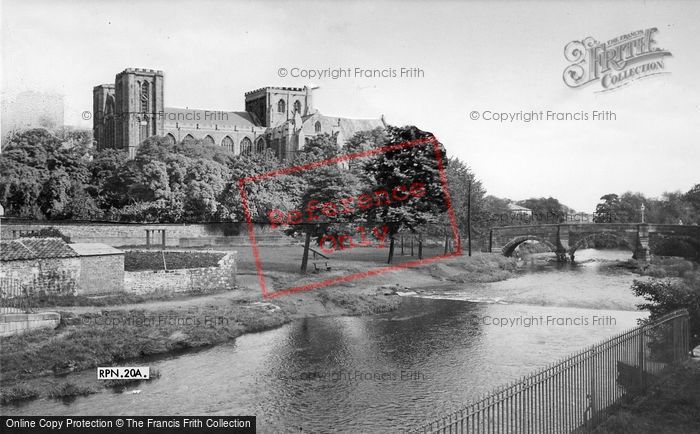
[
  {"left": 588, "top": 347, "right": 596, "bottom": 427},
  {"left": 638, "top": 328, "right": 646, "bottom": 392}
]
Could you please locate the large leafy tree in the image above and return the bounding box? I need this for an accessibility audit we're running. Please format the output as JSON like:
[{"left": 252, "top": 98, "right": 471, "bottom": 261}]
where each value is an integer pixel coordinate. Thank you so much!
[
  {"left": 594, "top": 194, "right": 626, "bottom": 223},
  {"left": 293, "top": 164, "right": 361, "bottom": 272},
  {"left": 0, "top": 128, "right": 93, "bottom": 219},
  {"left": 362, "top": 125, "right": 449, "bottom": 263}
]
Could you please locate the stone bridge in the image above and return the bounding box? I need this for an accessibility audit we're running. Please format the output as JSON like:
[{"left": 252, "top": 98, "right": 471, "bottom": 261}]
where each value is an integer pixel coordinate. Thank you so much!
[{"left": 489, "top": 223, "right": 700, "bottom": 262}]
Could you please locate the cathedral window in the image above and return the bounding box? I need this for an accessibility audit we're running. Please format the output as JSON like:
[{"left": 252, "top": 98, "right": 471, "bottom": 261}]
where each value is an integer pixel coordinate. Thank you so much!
[
  {"left": 315, "top": 121, "right": 322, "bottom": 133},
  {"left": 277, "top": 99, "right": 285, "bottom": 113},
  {"left": 204, "top": 135, "right": 215, "bottom": 146},
  {"left": 240, "top": 137, "right": 253, "bottom": 155},
  {"left": 222, "top": 136, "right": 234, "bottom": 152},
  {"left": 293, "top": 100, "right": 301, "bottom": 113}
]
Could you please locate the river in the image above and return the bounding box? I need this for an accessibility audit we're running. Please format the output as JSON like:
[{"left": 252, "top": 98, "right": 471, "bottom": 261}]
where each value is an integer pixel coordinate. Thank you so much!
[{"left": 2, "top": 249, "right": 649, "bottom": 433}]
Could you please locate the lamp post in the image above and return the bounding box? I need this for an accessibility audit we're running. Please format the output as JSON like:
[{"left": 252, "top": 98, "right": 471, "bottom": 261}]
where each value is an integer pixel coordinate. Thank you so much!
[{"left": 640, "top": 203, "right": 645, "bottom": 223}]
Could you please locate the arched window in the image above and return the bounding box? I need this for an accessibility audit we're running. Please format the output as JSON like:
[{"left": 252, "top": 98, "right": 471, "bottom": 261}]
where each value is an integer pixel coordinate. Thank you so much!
[
  {"left": 314, "top": 121, "right": 322, "bottom": 133},
  {"left": 203, "top": 135, "right": 215, "bottom": 146},
  {"left": 240, "top": 137, "right": 253, "bottom": 155},
  {"left": 222, "top": 136, "right": 234, "bottom": 153},
  {"left": 165, "top": 133, "right": 176, "bottom": 145},
  {"left": 255, "top": 137, "right": 266, "bottom": 153},
  {"left": 140, "top": 81, "right": 150, "bottom": 113},
  {"left": 293, "top": 100, "right": 301, "bottom": 113},
  {"left": 183, "top": 134, "right": 196, "bottom": 143},
  {"left": 277, "top": 99, "right": 285, "bottom": 113}
]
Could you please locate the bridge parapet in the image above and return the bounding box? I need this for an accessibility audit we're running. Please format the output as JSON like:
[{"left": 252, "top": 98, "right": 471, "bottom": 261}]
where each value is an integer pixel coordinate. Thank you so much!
[{"left": 490, "top": 223, "right": 700, "bottom": 262}]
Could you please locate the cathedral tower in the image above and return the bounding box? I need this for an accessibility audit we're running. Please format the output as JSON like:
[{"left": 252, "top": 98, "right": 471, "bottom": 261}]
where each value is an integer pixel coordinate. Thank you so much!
[
  {"left": 113, "top": 68, "right": 164, "bottom": 158},
  {"left": 93, "top": 84, "right": 115, "bottom": 151},
  {"left": 244, "top": 86, "right": 314, "bottom": 128}
]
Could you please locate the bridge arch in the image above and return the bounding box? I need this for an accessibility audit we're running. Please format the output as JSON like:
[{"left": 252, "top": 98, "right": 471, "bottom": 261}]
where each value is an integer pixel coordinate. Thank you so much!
[
  {"left": 569, "top": 232, "right": 635, "bottom": 257},
  {"left": 501, "top": 236, "right": 557, "bottom": 257}
]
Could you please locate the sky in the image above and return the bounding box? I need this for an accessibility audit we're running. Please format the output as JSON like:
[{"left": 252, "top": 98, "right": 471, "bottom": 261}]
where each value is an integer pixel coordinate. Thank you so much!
[{"left": 2, "top": 0, "right": 699, "bottom": 212}]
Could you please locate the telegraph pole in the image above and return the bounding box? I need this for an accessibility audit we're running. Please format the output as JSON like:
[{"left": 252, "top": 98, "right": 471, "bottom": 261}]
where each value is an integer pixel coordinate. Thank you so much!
[{"left": 467, "top": 178, "right": 472, "bottom": 256}]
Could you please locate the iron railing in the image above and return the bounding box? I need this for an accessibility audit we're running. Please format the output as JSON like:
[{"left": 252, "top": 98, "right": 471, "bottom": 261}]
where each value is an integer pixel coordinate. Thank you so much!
[
  {"left": 408, "top": 309, "right": 690, "bottom": 433},
  {"left": 0, "top": 277, "right": 34, "bottom": 314}
]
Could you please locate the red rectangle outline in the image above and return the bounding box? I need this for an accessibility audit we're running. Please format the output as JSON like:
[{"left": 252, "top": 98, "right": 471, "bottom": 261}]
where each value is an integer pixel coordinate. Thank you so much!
[{"left": 237, "top": 135, "right": 462, "bottom": 299}]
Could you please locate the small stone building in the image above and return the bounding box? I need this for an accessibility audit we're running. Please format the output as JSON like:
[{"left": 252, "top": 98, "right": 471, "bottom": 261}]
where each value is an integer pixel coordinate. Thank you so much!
[
  {"left": 0, "top": 238, "right": 124, "bottom": 296},
  {"left": 69, "top": 243, "right": 125, "bottom": 294}
]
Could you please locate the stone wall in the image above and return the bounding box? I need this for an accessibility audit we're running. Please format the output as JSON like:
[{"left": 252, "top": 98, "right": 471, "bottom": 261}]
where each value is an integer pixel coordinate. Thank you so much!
[
  {"left": 124, "top": 251, "right": 236, "bottom": 294},
  {"left": 0, "top": 312, "right": 61, "bottom": 337},
  {"left": 0, "top": 257, "right": 81, "bottom": 295},
  {"left": 1, "top": 220, "right": 286, "bottom": 248},
  {"left": 0, "top": 254, "right": 125, "bottom": 296},
  {"left": 78, "top": 255, "right": 124, "bottom": 295}
]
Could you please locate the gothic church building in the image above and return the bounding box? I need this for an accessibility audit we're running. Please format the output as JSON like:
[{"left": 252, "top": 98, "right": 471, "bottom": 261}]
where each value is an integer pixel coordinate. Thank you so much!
[{"left": 93, "top": 68, "right": 385, "bottom": 159}]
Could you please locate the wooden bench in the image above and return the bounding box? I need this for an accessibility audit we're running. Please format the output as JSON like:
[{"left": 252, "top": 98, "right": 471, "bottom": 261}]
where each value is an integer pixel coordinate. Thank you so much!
[{"left": 312, "top": 261, "right": 331, "bottom": 272}]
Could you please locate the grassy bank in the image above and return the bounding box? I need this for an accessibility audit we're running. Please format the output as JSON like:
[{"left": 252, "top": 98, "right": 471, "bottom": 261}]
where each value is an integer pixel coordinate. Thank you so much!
[
  {"left": 594, "top": 359, "right": 700, "bottom": 433},
  {"left": 21, "top": 286, "right": 235, "bottom": 309},
  {"left": 0, "top": 250, "right": 516, "bottom": 405},
  {"left": 0, "top": 286, "right": 399, "bottom": 404}
]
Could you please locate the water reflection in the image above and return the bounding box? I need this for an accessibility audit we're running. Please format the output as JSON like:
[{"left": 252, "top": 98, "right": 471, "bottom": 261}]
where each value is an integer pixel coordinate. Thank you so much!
[{"left": 2, "top": 250, "right": 648, "bottom": 433}]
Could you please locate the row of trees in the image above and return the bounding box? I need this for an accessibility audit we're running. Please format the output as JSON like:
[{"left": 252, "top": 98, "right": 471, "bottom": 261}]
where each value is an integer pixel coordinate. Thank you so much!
[
  {"left": 594, "top": 190, "right": 700, "bottom": 225},
  {"left": 4, "top": 127, "right": 695, "bottom": 259}
]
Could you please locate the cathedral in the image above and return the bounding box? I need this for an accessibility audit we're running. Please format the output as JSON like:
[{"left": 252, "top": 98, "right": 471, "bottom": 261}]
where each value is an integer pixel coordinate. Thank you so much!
[{"left": 93, "top": 68, "right": 385, "bottom": 159}]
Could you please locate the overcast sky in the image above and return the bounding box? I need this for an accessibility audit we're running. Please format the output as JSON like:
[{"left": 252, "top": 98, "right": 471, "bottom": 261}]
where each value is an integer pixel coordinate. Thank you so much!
[{"left": 2, "top": 0, "right": 699, "bottom": 212}]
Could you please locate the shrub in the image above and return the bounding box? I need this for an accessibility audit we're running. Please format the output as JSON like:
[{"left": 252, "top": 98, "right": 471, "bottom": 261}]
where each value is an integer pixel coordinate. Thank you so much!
[{"left": 632, "top": 270, "right": 700, "bottom": 347}]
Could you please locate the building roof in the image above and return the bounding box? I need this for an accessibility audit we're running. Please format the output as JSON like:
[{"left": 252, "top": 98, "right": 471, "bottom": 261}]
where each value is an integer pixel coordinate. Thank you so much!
[
  {"left": 68, "top": 243, "right": 124, "bottom": 257},
  {"left": 507, "top": 203, "right": 532, "bottom": 212},
  {"left": 303, "top": 114, "right": 384, "bottom": 143},
  {"left": 162, "top": 107, "right": 262, "bottom": 129},
  {"left": 244, "top": 86, "right": 307, "bottom": 96},
  {"left": 0, "top": 238, "right": 78, "bottom": 261},
  {"left": 336, "top": 118, "right": 385, "bottom": 142}
]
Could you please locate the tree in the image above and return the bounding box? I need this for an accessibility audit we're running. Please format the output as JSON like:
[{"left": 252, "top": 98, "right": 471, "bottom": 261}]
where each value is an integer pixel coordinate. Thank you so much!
[
  {"left": 594, "top": 194, "right": 627, "bottom": 223},
  {"left": 517, "top": 197, "right": 573, "bottom": 223},
  {"left": 445, "top": 157, "right": 486, "bottom": 248},
  {"left": 632, "top": 271, "right": 700, "bottom": 349},
  {"left": 362, "top": 125, "right": 449, "bottom": 263},
  {"left": 0, "top": 128, "right": 92, "bottom": 219},
  {"left": 294, "top": 165, "right": 361, "bottom": 272}
]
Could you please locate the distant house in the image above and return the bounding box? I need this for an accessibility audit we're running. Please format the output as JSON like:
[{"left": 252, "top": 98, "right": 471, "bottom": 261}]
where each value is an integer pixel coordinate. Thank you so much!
[
  {"left": 507, "top": 203, "right": 533, "bottom": 216},
  {"left": 0, "top": 238, "right": 124, "bottom": 296}
]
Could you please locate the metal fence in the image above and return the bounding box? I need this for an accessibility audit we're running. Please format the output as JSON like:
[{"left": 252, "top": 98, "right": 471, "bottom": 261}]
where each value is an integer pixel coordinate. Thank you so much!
[
  {"left": 408, "top": 309, "right": 690, "bottom": 433},
  {"left": 0, "top": 277, "right": 35, "bottom": 314}
]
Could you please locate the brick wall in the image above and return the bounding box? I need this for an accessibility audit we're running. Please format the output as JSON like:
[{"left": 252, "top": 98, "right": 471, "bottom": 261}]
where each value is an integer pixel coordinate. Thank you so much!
[
  {"left": 1, "top": 220, "right": 286, "bottom": 247},
  {"left": 124, "top": 251, "right": 236, "bottom": 294}
]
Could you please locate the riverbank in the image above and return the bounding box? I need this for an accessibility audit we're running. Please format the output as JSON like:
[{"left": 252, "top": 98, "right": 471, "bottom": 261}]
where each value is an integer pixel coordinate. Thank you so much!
[
  {"left": 0, "top": 252, "right": 518, "bottom": 405},
  {"left": 594, "top": 358, "right": 700, "bottom": 433}
]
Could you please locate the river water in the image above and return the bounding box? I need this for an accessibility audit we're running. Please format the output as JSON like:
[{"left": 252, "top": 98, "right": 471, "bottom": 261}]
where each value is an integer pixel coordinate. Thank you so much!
[{"left": 2, "top": 249, "right": 649, "bottom": 433}]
